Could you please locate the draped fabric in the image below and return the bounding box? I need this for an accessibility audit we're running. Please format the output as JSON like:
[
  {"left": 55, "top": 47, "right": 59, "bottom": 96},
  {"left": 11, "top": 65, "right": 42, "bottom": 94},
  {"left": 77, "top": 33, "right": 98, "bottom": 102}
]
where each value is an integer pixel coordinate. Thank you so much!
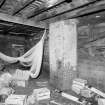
[
  {"left": 0, "top": 52, "right": 18, "bottom": 63},
  {"left": 0, "top": 30, "right": 46, "bottom": 78}
]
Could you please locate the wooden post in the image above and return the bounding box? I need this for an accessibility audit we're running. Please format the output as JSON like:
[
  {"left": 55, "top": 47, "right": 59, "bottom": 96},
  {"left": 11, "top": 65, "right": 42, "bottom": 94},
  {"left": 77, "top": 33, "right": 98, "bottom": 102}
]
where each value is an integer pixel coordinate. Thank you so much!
[{"left": 49, "top": 19, "right": 78, "bottom": 90}]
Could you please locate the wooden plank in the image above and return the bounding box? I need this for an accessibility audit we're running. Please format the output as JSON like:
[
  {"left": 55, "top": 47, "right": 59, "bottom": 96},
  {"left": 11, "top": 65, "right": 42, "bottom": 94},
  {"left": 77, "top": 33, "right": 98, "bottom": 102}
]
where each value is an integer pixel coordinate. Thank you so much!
[{"left": 0, "top": 13, "right": 46, "bottom": 28}]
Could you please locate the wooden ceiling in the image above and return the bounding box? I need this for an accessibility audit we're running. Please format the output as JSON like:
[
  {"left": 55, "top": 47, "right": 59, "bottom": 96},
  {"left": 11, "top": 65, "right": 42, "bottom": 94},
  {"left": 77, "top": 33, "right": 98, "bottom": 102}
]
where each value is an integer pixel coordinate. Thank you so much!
[
  {"left": 0, "top": 0, "right": 105, "bottom": 22},
  {"left": 0, "top": 0, "right": 105, "bottom": 37},
  {"left": 0, "top": 19, "right": 44, "bottom": 38}
]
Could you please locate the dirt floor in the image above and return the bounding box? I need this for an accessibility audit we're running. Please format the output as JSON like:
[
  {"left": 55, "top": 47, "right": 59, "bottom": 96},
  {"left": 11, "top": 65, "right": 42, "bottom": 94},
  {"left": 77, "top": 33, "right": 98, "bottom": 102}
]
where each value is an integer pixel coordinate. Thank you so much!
[
  {"left": 14, "top": 70, "right": 50, "bottom": 95},
  {"left": 11, "top": 71, "right": 78, "bottom": 105},
  {"left": 0, "top": 63, "right": 79, "bottom": 105}
]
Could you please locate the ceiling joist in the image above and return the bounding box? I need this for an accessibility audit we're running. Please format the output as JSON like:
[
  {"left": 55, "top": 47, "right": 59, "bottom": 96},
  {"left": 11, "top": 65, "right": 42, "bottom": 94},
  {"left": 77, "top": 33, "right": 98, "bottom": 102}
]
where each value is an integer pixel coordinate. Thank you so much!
[
  {"left": 0, "top": 13, "right": 45, "bottom": 28},
  {"left": 27, "top": 0, "right": 66, "bottom": 19},
  {"left": 13, "top": 0, "right": 37, "bottom": 16},
  {"left": 9, "top": 32, "right": 30, "bottom": 35},
  {"left": 0, "top": 0, "right": 6, "bottom": 8},
  {"left": 68, "top": 3, "right": 105, "bottom": 19},
  {"left": 40, "top": 0, "right": 103, "bottom": 21},
  {"left": 0, "top": 22, "right": 13, "bottom": 26}
]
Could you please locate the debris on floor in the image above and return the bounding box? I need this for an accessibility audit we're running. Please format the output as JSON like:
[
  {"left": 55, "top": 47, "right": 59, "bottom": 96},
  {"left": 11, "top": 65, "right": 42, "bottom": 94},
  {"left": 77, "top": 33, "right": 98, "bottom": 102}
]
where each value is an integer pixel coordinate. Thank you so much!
[
  {"left": 0, "top": 87, "right": 14, "bottom": 96},
  {"left": 0, "top": 72, "right": 13, "bottom": 88},
  {"left": 98, "top": 98, "right": 105, "bottom": 105},
  {"left": 0, "top": 73, "right": 105, "bottom": 105},
  {"left": 61, "top": 92, "right": 81, "bottom": 104},
  {"left": 5, "top": 94, "right": 27, "bottom": 105},
  {"left": 72, "top": 78, "right": 87, "bottom": 94},
  {"left": 50, "top": 100, "right": 63, "bottom": 105},
  {"left": 90, "top": 87, "right": 105, "bottom": 98},
  {"left": 32, "top": 88, "right": 50, "bottom": 101},
  {"left": 12, "top": 69, "right": 30, "bottom": 87},
  {"left": 36, "top": 81, "right": 49, "bottom": 87}
]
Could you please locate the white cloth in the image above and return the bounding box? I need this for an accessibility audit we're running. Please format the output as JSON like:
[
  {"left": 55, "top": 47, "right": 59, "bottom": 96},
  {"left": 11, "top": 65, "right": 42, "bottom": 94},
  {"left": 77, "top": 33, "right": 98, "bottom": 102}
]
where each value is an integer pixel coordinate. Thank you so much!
[{"left": 0, "top": 30, "right": 46, "bottom": 78}]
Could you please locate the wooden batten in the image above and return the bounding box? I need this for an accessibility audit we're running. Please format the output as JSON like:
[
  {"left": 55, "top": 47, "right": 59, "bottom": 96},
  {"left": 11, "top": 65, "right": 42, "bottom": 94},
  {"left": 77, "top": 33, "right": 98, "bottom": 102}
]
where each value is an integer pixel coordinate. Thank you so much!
[
  {"left": 49, "top": 19, "right": 78, "bottom": 90},
  {"left": 0, "top": 13, "right": 46, "bottom": 28}
]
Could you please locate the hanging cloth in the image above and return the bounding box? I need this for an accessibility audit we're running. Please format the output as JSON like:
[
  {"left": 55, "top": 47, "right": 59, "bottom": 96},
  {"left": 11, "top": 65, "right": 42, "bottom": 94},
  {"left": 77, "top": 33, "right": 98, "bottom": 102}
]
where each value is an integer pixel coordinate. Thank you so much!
[{"left": 0, "top": 30, "right": 46, "bottom": 78}]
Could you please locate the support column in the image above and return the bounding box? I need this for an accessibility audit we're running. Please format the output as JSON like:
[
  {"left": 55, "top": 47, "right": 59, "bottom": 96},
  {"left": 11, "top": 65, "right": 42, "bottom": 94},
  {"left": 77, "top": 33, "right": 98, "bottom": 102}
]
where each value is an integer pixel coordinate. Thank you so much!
[{"left": 49, "top": 19, "right": 78, "bottom": 90}]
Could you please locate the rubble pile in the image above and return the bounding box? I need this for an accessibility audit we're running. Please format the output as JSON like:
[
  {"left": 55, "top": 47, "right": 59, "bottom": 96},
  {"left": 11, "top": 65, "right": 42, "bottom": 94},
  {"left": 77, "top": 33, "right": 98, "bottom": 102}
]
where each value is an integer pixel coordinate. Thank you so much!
[
  {"left": 71, "top": 78, "right": 105, "bottom": 105},
  {"left": 0, "top": 70, "right": 105, "bottom": 105}
]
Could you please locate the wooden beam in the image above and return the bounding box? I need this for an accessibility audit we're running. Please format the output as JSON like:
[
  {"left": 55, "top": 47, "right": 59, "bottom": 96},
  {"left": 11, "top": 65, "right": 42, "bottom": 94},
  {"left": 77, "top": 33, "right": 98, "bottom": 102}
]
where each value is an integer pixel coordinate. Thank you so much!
[
  {"left": 13, "top": 0, "right": 37, "bottom": 16},
  {"left": 0, "top": 33, "right": 25, "bottom": 40},
  {"left": 9, "top": 32, "right": 29, "bottom": 35},
  {"left": 40, "top": 0, "right": 102, "bottom": 21},
  {"left": 0, "top": 13, "right": 46, "bottom": 28},
  {"left": 27, "top": 0, "right": 66, "bottom": 19},
  {"left": 0, "top": 0, "right": 6, "bottom": 8},
  {"left": 0, "top": 22, "right": 13, "bottom": 26}
]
